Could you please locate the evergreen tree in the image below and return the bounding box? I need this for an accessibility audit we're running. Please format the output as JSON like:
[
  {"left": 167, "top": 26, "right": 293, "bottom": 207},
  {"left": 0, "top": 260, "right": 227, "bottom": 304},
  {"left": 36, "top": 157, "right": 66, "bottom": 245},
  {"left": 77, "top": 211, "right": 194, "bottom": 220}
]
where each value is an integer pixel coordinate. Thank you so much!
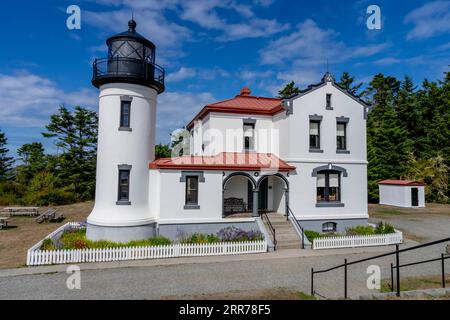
[
  {"left": 155, "top": 144, "right": 171, "bottom": 159},
  {"left": 278, "top": 81, "right": 300, "bottom": 99},
  {"left": 337, "top": 72, "right": 363, "bottom": 97},
  {"left": 42, "top": 106, "right": 98, "bottom": 201},
  {"left": 0, "top": 129, "right": 14, "bottom": 181},
  {"left": 16, "top": 142, "right": 47, "bottom": 184}
]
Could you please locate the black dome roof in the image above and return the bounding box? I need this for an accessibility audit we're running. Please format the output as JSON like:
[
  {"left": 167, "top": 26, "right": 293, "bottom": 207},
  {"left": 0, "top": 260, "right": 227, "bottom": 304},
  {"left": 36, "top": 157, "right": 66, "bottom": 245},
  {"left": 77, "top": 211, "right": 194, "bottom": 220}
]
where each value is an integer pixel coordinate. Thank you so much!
[{"left": 106, "top": 19, "right": 155, "bottom": 49}]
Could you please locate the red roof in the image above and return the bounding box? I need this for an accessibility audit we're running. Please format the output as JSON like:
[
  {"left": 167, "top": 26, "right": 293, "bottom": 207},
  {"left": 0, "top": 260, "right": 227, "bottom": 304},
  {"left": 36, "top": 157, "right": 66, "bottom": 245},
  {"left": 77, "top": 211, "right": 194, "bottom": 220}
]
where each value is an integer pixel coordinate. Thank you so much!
[
  {"left": 378, "top": 180, "right": 425, "bottom": 186},
  {"left": 187, "top": 87, "right": 283, "bottom": 129},
  {"left": 149, "top": 152, "right": 295, "bottom": 172}
]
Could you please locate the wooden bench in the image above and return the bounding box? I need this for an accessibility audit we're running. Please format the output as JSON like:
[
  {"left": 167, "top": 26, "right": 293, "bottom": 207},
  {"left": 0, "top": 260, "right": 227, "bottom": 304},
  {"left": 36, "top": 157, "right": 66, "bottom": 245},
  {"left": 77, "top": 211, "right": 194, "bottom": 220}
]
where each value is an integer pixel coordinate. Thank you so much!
[
  {"left": 35, "top": 208, "right": 64, "bottom": 223},
  {"left": 223, "top": 198, "right": 247, "bottom": 214},
  {"left": 0, "top": 216, "right": 10, "bottom": 230},
  {"left": 2, "top": 207, "right": 39, "bottom": 217}
]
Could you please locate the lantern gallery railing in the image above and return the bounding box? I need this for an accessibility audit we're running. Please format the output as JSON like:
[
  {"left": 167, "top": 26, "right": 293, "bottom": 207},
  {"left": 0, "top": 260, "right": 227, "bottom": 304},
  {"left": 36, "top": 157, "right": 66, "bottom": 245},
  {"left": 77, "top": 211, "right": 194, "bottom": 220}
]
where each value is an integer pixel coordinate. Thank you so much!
[{"left": 92, "top": 57, "right": 165, "bottom": 93}]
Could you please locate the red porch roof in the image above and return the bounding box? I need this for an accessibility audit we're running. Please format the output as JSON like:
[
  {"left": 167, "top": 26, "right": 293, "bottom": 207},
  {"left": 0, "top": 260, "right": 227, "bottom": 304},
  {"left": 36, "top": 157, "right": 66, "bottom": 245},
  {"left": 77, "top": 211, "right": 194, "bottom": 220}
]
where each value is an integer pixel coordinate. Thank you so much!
[
  {"left": 378, "top": 179, "right": 425, "bottom": 186},
  {"left": 149, "top": 152, "right": 295, "bottom": 172}
]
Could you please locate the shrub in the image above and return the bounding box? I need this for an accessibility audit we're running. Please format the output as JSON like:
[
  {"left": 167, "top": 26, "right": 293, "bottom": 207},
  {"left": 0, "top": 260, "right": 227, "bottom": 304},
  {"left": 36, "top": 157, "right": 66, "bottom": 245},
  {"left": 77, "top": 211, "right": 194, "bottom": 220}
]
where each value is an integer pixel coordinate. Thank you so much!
[
  {"left": 182, "top": 233, "right": 220, "bottom": 244},
  {"left": 304, "top": 230, "right": 320, "bottom": 242},
  {"left": 374, "top": 221, "right": 395, "bottom": 234},
  {"left": 217, "top": 226, "right": 264, "bottom": 242},
  {"left": 345, "top": 225, "right": 375, "bottom": 236},
  {"left": 40, "top": 238, "right": 56, "bottom": 250}
]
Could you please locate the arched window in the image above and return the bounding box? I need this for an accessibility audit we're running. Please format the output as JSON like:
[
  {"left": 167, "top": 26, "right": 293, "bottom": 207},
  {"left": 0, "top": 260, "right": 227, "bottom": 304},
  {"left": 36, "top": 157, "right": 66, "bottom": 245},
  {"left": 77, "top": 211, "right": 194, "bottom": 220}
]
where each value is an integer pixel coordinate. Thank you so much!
[
  {"left": 322, "top": 222, "right": 337, "bottom": 232},
  {"left": 316, "top": 170, "right": 341, "bottom": 202}
]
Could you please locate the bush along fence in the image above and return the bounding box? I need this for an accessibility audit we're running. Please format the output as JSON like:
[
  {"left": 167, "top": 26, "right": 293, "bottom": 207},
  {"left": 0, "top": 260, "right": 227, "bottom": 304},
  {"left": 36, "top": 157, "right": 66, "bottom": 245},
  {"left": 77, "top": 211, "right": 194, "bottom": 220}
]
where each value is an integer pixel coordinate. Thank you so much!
[
  {"left": 27, "top": 222, "right": 268, "bottom": 266},
  {"left": 312, "top": 231, "right": 403, "bottom": 250}
]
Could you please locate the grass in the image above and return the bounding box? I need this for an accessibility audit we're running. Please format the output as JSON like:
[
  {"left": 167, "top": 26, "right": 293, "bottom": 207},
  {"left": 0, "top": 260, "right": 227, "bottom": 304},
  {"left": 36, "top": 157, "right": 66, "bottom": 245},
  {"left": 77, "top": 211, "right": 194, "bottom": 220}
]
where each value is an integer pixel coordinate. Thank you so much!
[
  {"left": 162, "top": 288, "right": 317, "bottom": 300},
  {"left": 0, "top": 201, "right": 94, "bottom": 269},
  {"left": 369, "top": 203, "right": 450, "bottom": 218},
  {"left": 380, "top": 274, "right": 450, "bottom": 292}
]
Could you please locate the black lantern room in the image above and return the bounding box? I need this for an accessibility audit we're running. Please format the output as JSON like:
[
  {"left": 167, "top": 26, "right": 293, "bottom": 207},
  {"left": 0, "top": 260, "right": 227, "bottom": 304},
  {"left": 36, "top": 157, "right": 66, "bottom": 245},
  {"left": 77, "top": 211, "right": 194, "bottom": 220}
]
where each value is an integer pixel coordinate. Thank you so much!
[{"left": 92, "top": 19, "right": 165, "bottom": 93}]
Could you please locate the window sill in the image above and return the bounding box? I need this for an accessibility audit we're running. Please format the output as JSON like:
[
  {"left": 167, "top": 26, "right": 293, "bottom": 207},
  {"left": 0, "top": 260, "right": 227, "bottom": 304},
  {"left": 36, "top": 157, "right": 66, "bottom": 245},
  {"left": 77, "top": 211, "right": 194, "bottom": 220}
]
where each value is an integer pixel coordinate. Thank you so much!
[
  {"left": 336, "top": 149, "right": 350, "bottom": 154},
  {"left": 116, "top": 201, "right": 131, "bottom": 205},
  {"left": 184, "top": 204, "right": 200, "bottom": 210},
  {"left": 118, "top": 127, "right": 132, "bottom": 132},
  {"left": 316, "top": 202, "right": 345, "bottom": 208},
  {"left": 326, "top": 106, "right": 333, "bottom": 110},
  {"left": 309, "top": 149, "right": 324, "bottom": 153},
  {"left": 243, "top": 149, "right": 256, "bottom": 153}
]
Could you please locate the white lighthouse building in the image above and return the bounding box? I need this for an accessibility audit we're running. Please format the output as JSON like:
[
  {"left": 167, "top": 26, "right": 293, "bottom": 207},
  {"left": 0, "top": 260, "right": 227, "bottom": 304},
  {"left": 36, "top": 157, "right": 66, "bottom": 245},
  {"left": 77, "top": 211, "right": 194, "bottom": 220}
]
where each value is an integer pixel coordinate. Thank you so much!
[{"left": 87, "top": 19, "right": 165, "bottom": 242}]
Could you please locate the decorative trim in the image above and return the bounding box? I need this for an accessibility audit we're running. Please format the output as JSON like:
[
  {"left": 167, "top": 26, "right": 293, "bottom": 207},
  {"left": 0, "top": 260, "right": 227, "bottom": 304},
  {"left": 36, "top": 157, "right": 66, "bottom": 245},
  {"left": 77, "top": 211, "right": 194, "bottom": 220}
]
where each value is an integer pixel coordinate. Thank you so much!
[
  {"left": 183, "top": 204, "right": 201, "bottom": 210},
  {"left": 118, "top": 164, "right": 132, "bottom": 170},
  {"left": 316, "top": 202, "right": 345, "bottom": 208},
  {"left": 312, "top": 164, "right": 348, "bottom": 177},
  {"left": 336, "top": 149, "right": 350, "bottom": 154},
  {"left": 336, "top": 116, "right": 350, "bottom": 123},
  {"left": 118, "top": 126, "right": 132, "bottom": 131},
  {"left": 309, "top": 149, "right": 324, "bottom": 153},
  {"left": 116, "top": 200, "right": 131, "bottom": 205},
  {"left": 309, "top": 114, "right": 323, "bottom": 121},
  {"left": 223, "top": 172, "right": 257, "bottom": 189},
  {"left": 243, "top": 118, "right": 256, "bottom": 125},
  {"left": 179, "top": 171, "right": 205, "bottom": 183},
  {"left": 120, "top": 95, "right": 133, "bottom": 102}
]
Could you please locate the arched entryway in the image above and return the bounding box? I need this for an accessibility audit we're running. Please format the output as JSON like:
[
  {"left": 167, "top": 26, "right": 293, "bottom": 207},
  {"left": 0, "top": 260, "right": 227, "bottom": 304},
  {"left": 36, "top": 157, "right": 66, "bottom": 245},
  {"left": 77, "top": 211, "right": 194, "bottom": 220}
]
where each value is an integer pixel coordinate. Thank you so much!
[
  {"left": 256, "top": 173, "right": 289, "bottom": 216},
  {"left": 222, "top": 172, "right": 257, "bottom": 218},
  {"left": 222, "top": 172, "right": 289, "bottom": 218}
]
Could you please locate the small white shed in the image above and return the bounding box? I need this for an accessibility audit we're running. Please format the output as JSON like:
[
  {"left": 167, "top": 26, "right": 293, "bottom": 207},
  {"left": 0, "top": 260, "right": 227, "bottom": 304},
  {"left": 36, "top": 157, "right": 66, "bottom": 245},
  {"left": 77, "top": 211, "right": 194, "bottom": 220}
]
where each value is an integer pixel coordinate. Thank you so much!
[{"left": 379, "top": 180, "right": 425, "bottom": 208}]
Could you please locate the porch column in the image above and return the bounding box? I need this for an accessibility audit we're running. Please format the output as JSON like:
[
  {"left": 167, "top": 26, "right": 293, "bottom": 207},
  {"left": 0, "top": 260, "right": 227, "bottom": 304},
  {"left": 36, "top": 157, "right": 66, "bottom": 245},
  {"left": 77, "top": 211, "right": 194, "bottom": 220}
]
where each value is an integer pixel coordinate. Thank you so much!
[
  {"left": 252, "top": 188, "right": 259, "bottom": 217},
  {"left": 285, "top": 188, "right": 289, "bottom": 217}
]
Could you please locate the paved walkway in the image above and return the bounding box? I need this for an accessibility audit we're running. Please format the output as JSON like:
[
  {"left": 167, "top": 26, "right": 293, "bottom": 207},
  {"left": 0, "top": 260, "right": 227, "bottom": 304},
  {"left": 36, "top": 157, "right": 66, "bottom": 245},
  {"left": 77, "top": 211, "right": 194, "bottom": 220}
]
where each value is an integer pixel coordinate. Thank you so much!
[{"left": 1, "top": 238, "right": 448, "bottom": 300}]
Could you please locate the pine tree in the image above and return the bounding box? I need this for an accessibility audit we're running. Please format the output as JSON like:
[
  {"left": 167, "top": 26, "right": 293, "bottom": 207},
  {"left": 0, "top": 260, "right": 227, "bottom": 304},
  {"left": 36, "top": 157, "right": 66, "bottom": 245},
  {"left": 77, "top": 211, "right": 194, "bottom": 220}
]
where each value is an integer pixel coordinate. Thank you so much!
[
  {"left": 337, "top": 72, "right": 363, "bottom": 97},
  {"left": 42, "top": 105, "right": 98, "bottom": 201},
  {"left": 0, "top": 129, "right": 14, "bottom": 181},
  {"left": 278, "top": 81, "right": 301, "bottom": 99},
  {"left": 16, "top": 142, "right": 47, "bottom": 184}
]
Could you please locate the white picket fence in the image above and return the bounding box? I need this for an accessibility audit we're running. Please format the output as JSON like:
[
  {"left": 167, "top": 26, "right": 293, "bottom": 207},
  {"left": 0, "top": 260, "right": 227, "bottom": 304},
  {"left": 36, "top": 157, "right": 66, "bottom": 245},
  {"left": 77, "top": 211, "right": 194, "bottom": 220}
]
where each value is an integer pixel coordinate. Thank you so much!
[
  {"left": 27, "top": 222, "right": 267, "bottom": 266},
  {"left": 312, "top": 231, "right": 403, "bottom": 250}
]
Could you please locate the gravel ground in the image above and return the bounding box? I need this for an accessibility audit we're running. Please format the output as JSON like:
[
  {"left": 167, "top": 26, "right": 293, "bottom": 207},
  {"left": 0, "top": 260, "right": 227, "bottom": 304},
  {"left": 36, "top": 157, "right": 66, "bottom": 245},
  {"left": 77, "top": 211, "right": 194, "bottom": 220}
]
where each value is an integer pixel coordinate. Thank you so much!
[{"left": 0, "top": 242, "right": 448, "bottom": 300}]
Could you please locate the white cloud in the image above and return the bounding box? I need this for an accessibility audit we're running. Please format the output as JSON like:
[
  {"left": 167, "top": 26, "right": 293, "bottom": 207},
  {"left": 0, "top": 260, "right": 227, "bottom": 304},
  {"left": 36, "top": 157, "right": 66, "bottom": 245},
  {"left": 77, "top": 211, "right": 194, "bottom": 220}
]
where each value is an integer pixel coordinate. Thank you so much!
[
  {"left": 156, "top": 91, "right": 215, "bottom": 142},
  {"left": 166, "top": 67, "right": 197, "bottom": 82},
  {"left": 166, "top": 66, "right": 230, "bottom": 83},
  {"left": 0, "top": 72, "right": 97, "bottom": 127},
  {"left": 404, "top": 1, "right": 450, "bottom": 40},
  {"left": 260, "top": 19, "right": 388, "bottom": 65}
]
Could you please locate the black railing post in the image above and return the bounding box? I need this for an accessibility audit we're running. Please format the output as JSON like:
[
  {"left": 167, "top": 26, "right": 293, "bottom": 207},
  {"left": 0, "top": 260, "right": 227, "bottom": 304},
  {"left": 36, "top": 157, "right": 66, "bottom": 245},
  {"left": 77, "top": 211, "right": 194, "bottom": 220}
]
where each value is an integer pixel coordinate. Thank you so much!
[
  {"left": 301, "top": 227, "right": 305, "bottom": 249},
  {"left": 442, "top": 253, "right": 446, "bottom": 288},
  {"left": 344, "top": 259, "right": 348, "bottom": 299},
  {"left": 311, "top": 268, "right": 314, "bottom": 296},
  {"left": 390, "top": 263, "right": 394, "bottom": 292},
  {"left": 396, "top": 244, "right": 400, "bottom": 297}
]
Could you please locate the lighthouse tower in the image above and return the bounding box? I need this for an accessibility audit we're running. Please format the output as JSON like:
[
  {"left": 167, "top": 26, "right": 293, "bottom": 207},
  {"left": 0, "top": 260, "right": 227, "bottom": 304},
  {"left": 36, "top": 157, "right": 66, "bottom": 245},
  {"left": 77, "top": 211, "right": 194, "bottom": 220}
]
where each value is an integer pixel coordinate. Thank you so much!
[{"left": 87, "top": 19, "right": 165, "bottom": 242}]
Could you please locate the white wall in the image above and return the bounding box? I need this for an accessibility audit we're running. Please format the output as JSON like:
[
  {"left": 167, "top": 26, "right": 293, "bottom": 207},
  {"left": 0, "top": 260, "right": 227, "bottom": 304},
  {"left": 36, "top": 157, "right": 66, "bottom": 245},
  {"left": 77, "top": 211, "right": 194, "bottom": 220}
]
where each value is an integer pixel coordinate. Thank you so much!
[
  {"left": 224, "top": 176, "right": 249, "bottom": 201},
  {"left": 88, "top": 83, "right": 157, "bottom": 227},
  {"left": 289, "top": 162, "right": 368, "bottom": 221},
  {"left": 379, "top": 185, "right": 425, "bottom": 208},
  {"left": 150, "top": 170, "right": 223, "bottom": 222}
]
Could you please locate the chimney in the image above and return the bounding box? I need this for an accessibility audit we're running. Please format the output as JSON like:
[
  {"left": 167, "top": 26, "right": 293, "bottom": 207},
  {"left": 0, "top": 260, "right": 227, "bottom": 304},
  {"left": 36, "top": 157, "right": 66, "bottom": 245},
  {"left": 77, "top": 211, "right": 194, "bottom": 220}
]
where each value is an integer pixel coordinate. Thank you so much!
[{"left": 239, "top": 86, "right": 251, "bottom": 96}]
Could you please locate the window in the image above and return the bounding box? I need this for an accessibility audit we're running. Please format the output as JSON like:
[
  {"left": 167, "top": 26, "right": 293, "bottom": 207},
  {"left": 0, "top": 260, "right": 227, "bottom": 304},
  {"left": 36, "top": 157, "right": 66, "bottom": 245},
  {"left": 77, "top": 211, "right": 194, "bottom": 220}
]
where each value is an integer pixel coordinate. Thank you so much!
[
  {"left": 120, "top": 100, "right": 131, "bottom": 128},
  {"left": 317, "top": 170, "right": 340, "bottom": 202},
  {"left": 309, "top": 121, "right": 320, "bottom": 149},
  {"left": 326, "top": 94, "right": 332, "bottom": 109},
  {"left": 185, "top": 176, "right": 199, "bottom": 205},
  {"left": 117, "top": 169, "right": 130, "bottom": 204},
  {"left": 336, "top": 122, "right": 347, "bottom": 150},
  {"left": 322, "top": 222, "right": 337, "bottom": 232},
  {"left": 243, "top": 123, "right": 255, "bottom": 151}
]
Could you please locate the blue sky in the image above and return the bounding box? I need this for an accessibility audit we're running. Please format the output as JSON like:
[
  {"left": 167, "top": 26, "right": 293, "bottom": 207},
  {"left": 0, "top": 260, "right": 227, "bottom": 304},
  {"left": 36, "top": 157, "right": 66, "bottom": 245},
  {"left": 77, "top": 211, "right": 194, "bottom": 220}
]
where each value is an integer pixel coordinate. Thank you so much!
[{"left": 0, "top": 0, "right": 449, "bottom": 156}]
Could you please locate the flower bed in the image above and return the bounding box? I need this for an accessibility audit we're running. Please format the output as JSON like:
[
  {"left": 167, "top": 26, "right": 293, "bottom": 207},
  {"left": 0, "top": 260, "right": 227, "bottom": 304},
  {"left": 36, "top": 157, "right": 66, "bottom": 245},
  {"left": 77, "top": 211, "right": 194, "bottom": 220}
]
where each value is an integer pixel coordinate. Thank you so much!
[{"left": 27, "top": 222, "right": 267, "bottom": 266}]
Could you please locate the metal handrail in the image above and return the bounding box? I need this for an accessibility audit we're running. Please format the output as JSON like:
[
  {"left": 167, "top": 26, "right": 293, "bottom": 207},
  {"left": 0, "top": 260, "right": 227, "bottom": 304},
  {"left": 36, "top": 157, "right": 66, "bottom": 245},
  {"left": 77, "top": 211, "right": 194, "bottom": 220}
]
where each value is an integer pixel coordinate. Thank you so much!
[
  {"left": 260, "top": 212, "right": 276, "bottom": 251},
  {"left": 311, "top": 236, "right": 450, "bottom": 299},
  {"left": 286, "top": 206, "right": 305, "bottom": 249}
]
